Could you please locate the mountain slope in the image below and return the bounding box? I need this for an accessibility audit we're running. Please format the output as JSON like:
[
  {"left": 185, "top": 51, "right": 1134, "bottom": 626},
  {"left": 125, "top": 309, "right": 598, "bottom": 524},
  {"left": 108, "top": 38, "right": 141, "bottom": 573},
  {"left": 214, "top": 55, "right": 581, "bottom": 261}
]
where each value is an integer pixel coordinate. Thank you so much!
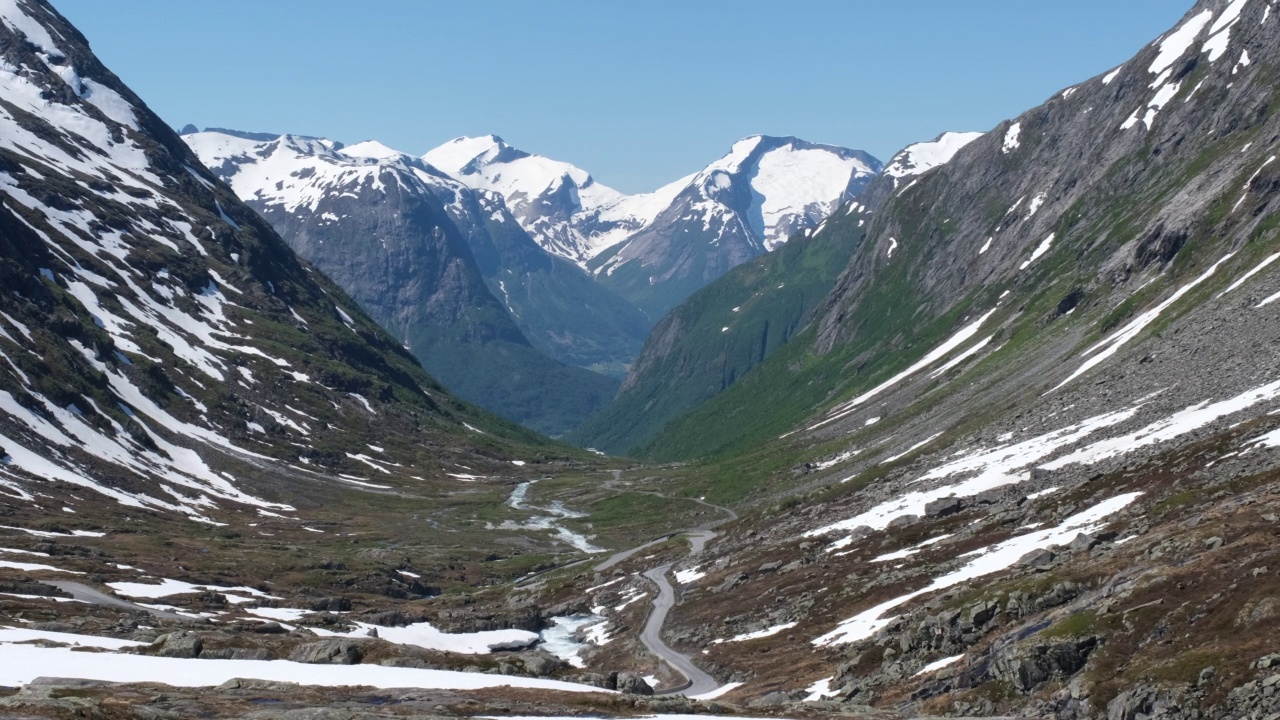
[
  {"left": 587, "top": 135, "right": 881, "bottom": 319},
  {"left": 569, "top": 205, "right": 870, "bottom": 454},
  {"left": 540, "top": 2, "right": 1280, "bottom": 715},
  {"left": 182, "top": 132, "right": 620, "bottom": 434},
  {"left": 0, "top": 0, "right": 562, "bottom": 527},
  {"left": 641, "top": 0, "right": 1280, "bottom": 461},
  {"left": 344, "top": 140, "right": 650, "bottom": 377}
]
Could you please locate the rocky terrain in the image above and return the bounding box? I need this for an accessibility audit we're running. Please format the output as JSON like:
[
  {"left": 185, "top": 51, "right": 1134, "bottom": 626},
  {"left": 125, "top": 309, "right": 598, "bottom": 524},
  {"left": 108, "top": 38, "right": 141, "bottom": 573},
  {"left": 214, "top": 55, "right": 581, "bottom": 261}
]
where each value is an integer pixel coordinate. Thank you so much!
[{"left": 5, "top": 0, "right": 1280, "bottom": 718}]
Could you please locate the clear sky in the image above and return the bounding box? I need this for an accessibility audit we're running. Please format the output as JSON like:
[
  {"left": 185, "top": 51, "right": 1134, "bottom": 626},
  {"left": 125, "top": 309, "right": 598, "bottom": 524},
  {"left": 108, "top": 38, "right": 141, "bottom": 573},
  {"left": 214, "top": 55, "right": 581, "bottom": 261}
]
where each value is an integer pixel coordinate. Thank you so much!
[{"left": 55, "top": 1, "right": 1192, "bottom": 194}]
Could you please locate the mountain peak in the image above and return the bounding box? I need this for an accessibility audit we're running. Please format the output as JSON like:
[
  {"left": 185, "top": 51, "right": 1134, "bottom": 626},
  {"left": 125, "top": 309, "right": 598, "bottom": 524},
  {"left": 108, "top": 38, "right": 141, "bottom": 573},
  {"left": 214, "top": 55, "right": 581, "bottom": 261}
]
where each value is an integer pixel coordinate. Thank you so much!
[{"left": 340, "top": 139, "right": 408, "bottom": 161}]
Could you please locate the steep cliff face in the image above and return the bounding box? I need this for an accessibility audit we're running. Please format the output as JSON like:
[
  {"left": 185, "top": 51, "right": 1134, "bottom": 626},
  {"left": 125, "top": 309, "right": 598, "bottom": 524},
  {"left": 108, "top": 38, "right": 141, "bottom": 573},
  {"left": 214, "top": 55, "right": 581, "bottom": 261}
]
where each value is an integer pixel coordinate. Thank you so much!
[{"left": 183, "top": 132, "right": 620, "bottom": 435}]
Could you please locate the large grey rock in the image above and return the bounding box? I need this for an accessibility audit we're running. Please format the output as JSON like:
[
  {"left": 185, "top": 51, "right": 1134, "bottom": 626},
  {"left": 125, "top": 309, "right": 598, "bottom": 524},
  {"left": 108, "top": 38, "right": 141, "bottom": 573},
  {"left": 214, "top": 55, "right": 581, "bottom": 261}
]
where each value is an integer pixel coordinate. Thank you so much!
[
  {"left": 152, "top": 631, "right": 203, "bottom": 659},
  {"left": 288, "top": 639, "right": 363, "bottom": 665},
  {"left": 518, "top": 650, "right": 567, "bottom": 677},
  {"left": 616, "top": 672, "right": 654, "bottom": 695},
  {"left": 925, "top": 496, "right": 964, "bottom": 518}
]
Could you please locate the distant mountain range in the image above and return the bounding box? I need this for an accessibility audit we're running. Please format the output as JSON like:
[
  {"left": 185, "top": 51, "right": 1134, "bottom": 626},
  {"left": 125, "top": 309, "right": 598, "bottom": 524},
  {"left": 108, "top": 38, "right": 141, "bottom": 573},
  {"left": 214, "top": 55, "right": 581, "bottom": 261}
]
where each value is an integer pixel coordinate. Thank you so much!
[
  {"left": 184, "top": 128, "right": 882, "bottom": 433},
  {"left": 182, "top": 130, "right": 630, "bottom": 435}
]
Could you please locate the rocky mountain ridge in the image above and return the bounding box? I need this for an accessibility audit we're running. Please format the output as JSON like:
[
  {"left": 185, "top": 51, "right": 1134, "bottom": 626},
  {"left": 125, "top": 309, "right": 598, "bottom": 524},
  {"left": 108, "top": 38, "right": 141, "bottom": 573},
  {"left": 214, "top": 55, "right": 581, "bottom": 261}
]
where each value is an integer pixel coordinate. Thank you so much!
[
  {"left": 0, "top": 0, "right": 564, "bottom": 526},
  {"left": 182, "top": 130, "right": 628, "bottom": 434}
]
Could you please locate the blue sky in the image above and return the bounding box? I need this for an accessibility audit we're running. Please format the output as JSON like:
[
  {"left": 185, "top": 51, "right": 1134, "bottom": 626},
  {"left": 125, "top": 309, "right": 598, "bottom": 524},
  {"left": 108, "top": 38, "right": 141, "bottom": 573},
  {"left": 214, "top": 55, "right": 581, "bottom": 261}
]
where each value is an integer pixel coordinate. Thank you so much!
[{"left": 56, "top": 1, "right": 1191, "bottom": 193}]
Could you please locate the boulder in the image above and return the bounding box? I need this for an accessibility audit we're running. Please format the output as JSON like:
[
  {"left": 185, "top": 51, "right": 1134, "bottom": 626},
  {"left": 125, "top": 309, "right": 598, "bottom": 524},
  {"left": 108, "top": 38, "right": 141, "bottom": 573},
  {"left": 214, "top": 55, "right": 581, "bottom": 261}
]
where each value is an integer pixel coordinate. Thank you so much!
[
  {"left": 1069, "top": 533, "right": 1100, "bottom": 552},
  {"left": 486, "top": 634, "right": 539, "bottom": 652},
  {"left": 886, "top": 514, "right": 919, "bottom": 530},
  {"left": 152, "top": 631, "right": 202, "bottom": 658},
  {"left": 993, "top": 637, "right": 1098, "bottom": 692},
  {"left": 288, "top": 639, "right": 363, "bottom": 665},
  {"left": 973, "top": 487, "right": 1008, "bottom": 505},
  {"left": 519, "top": 650, "right": 567, "bottom": 677},
  {"left": 1015, "top": 548, "right": 1055, "bottom": 568},
  {"left": 615, "top": 672, "right": 653, "bottom": 695},
  {"left": 925, "top": 496, "right": 964, "bottom": 518}
]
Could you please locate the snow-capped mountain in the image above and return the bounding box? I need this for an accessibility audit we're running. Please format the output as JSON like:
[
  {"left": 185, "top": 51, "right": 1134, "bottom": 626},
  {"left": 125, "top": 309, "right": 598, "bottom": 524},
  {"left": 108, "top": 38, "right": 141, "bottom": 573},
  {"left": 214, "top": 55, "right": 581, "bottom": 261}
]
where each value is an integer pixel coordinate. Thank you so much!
[
  {"left": 424, "top": 135, "right": 881, "bottom": 319},
  {"left": 183, "top": 130, "right": 631, "bottom": 434},
  {"left": 423, "top": 134, "right": 683, "bottom": 266},
  {"left": 585, "top": 135, "right": 882, "bottom": 319},
  {"left": 0, "top": 0, "right": 544, "bottom": 525}
]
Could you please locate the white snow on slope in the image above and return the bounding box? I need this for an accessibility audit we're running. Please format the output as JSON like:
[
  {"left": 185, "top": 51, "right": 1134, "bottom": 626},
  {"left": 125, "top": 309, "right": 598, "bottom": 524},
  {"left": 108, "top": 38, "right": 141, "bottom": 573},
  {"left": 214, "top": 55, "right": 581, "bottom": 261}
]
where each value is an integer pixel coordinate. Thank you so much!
[
  {"left": 312, "top": 621, "right": 539, "bottom": 655},
  {"left": 1053, "top": 253, "right": 1236, "bottom": 390},
  {"left": 1150, "top": 10, "right": 1215, "bottom": 74},
  {"left": 0, "top": 626, "right": 144, "bottom": 650},
  {"left": 1020, "top": 233, "right": 1056, "bottom": 270},
  {"left": 424, "top": 135, "right": 640, "bottom": 263},
  {"left": 107, "top": 578, "right": 279, "bottom": 600},
  {"left": 745, "top": 140, "right": 879, "bottom": 250},
  {"left": 807, "top": 405, "right": 1138, "bottom": 540},
  {"left": 1002, "top": 123, "right": 1022, "bottom": 153},
  {"left": 914, "top": 655, "right": 965, "bottom": 676},
  {"left": 711, "top": 622, "right": 797, "bottom": 644},
  {"left": 0, "top": 642, "right": 604, "bottom": 693},
  {"left": 808, "top": 308, "right": 1000, "bottom": 432},
  {"left": 1218, "top": 252, "right": 1280, "bottom": 297},
  {"left": 1204, "top": 0, "right": 1251, "bottom": 62},
  {"left": 883, "top": 132, "right": 984, "bottom": 180},
  {"left": 812, "top": 493, "right": 1142, "bottom": 646},
  {"left": 1043, "top": 378, "right": 1280, "bottom": 471}
]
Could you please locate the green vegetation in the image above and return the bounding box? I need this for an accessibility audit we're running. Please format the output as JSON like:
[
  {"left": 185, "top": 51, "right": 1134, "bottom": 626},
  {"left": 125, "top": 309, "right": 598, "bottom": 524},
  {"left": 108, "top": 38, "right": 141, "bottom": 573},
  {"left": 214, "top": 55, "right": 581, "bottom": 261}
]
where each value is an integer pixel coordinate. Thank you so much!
[{"left": 570, "top": 213, "right": 866, "bottom": 454}]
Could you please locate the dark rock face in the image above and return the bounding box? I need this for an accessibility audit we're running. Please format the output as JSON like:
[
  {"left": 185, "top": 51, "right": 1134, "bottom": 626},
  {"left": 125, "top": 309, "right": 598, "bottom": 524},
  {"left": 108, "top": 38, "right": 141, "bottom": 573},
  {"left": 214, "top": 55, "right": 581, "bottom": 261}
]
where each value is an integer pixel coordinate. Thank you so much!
[{"left": 992, "top": 637, "right": 1099, "bottom": 692}]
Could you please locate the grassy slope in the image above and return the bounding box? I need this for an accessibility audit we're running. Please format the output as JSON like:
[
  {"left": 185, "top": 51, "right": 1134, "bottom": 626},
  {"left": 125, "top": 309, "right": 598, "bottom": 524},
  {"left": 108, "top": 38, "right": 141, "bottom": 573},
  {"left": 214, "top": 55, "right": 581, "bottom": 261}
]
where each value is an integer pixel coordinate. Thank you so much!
[{"left": 569, "top": 212, "right": 866, "bottom": 454}]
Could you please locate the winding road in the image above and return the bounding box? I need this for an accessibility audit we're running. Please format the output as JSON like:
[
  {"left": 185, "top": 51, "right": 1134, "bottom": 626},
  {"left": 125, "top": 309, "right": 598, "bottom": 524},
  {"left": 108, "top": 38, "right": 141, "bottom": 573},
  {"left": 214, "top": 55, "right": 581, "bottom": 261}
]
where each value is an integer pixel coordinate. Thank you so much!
[
  {"left": 594, "top": 470, "right": 739, "bottom": 696},
  {"left": 638, "top": 530, "right": 721, "bottom": 696},
  {"left": 46, "top": 580, "right": 190, "bottom": 621}
]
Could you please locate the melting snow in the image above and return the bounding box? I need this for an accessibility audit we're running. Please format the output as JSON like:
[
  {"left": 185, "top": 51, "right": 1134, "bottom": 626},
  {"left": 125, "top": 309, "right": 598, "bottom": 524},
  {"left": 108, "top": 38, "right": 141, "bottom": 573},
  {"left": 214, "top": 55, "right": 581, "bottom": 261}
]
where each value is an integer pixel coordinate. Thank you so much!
[
  {"left": 808, "top": 405, "right": 1138, "bottom": 539},
  {"left": 711, "top": 622, "right": 799, "bottom": 644},
  {"left": 107, "top": 578, "right": 279, "bottom": 600},
  {"left": 1020, "top": 233, "right": 1056, "bottom": 270},
  {"left": 1054, "top": 253, "right": 1236, "bottom": 390},
  {"left": 313, "top": 621, "right": 538, "bottom": 655},
  {"left": 1002, "top": 123, "right": 1022, "bottom": 154},
  {"left": 0, "top": 642, "right": 602, "bottom": 692},
  {"left": 1150, "top": 10, "right": 1214, "bottom": 74},
  {"left": 809, "top": 308, "right": 1000, "bottom": 431},
  {"left": 813, "top": 493, "right": 1142, "bottom": 646},
  {"left": 803, "top": 676, "right": 840, "bottom": 701},
  {"left": 914, "top": 654, "right": 965, "bottom": 676},
  {"left": 674, "top": 567, "right": 706, "bottom": 584}
]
